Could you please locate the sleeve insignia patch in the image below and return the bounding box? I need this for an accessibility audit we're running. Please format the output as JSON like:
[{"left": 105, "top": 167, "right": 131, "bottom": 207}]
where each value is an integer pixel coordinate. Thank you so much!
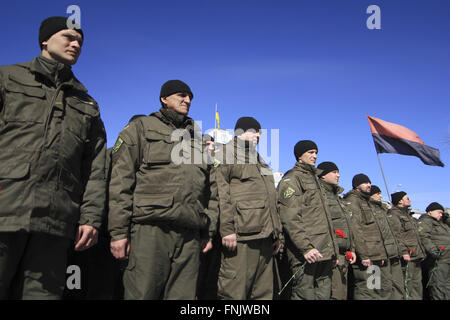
[
  {"left": 112, "top": 137, "right": 124, "bottom": 154},
  {"left": 213, "top": 159, "right": 221, "bottom": 168},
  {"left": 283, "top": 187, "right": 295, "bottom": 199}
]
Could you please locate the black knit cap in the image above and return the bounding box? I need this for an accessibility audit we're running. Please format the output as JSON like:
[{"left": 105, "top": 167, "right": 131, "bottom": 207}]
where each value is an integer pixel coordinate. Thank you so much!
[
  {"left": 370, "top": 185, "right": 382, "bottom": 196},
  {"left": 294, "top": 140, "right": 318, "bottom": 160},
  {"left": 391, "top": 191, "right": 407, "bottom": 206},
  {"left": 317, "top": 161, "right": 339, "bottom": 178},
  {"left": 39, "top": 16, "right": 83, "bottom": 50},
  {"left": 352, "top": 173, "right": 371, "bottom": 189},
  {"left": 426, "top": 202, "right": 444, "bottom": 213},
  {"left": 234, "top": 117, "right": 261, "bottom": 134},
  {"left": 160, "top": 80, "right": 193, "bottom": 102}
]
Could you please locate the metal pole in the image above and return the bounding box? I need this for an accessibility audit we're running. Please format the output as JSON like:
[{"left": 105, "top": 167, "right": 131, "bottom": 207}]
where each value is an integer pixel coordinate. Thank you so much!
[
  {"left": 215, "top": 103, "right": 217, "bottom": 129},
  {"left": 376, "top": 153, "right": 391, "bottom": 202}
]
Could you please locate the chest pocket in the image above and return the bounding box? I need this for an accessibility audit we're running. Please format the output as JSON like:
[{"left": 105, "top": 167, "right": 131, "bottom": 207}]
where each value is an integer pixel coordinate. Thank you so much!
[
  {"left": 400, "top": 216, "right": 414, "bottom": 231},
  {"left": 190, "top": 138, "right": 208, "bottom": 170},
  {"left": 65, "top": 96, "right": 98, "bottom": 141},
  {"left": 3, "top": 75, "right": 47, "bottom": 123},
  {"left": 144, "top": 130, "right": 174, "bottom": 164},
  {"left": 239, "top": 165, "right": 260, "bottom": 181},
  {"left": 300, "top": 180, "right": 318, "bottom": 207},
  {"left": 360, "top": 202, "right": 375, "bottom": 224}
]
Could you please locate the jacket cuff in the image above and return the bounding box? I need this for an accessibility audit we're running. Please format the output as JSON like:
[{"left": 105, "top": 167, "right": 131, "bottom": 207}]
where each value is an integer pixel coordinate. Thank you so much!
[
  {"left": 110, "top": 234, "right": 128, "bottom": 242},
  {"left": 78, "top": 214, "right": 102, "bottom": 230}
]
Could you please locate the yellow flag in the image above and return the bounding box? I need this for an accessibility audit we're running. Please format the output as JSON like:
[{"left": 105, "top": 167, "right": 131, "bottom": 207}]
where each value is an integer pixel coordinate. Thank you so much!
[{"left": 215, "top": 111, "right": 220, "bottom": 129}]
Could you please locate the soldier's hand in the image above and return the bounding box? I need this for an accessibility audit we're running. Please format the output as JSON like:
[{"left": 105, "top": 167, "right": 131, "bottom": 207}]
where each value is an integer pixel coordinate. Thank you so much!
[
  {"left": 332, "top": 259, "right": 339, "bottom": 267},
  {"left": 362, "top": 259, "right": 371, "bottom": 267},
  {"left": 402, "top": 254, "right": 411, "bottom": 262},
  {"left": 111, "top": 238, "right": 130, "bottom": 260},
  {"left": 304, "top": 248, "right": 322, "bottom": 264},
  {"left": 222, "top": 234, "right": 237, "bottom": 251},
  {"left": 272, "top": 239, "right": 281, "bottom": 255},
  {"left": 430, "top": 252, "right": 441, "bottom": 259},
  {"left": 350, "top": 252, "right": 357, "bottom": 264},
  {"left": 201, "top": 239, "right": 213, "bottom": 253},
  {"left": 74, "top": 225, "right": 98, "bottom": 251}
]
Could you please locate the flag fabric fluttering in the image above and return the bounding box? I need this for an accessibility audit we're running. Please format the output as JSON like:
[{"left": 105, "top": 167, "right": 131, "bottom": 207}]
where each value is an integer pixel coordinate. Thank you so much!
[
  {"left": 367, "top": 115, "right": 444, "bottom": 167},
  {"left": 216, "top": 111, "right": 220, "bottom": 129}
]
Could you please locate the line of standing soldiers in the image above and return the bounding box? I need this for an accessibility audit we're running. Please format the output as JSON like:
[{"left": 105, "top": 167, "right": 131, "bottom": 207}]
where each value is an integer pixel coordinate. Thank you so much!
[
  {"left": 70, "top": 79, "right": 450, "bottom": 300},
  {"left": 1, "top": 16, "right": 449, "bottom": 300}
]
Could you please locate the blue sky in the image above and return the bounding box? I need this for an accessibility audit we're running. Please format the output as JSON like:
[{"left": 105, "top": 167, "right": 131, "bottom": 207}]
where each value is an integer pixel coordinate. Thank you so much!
[{"left": 1, "top": 0, "right": 449, "bottom": 211}]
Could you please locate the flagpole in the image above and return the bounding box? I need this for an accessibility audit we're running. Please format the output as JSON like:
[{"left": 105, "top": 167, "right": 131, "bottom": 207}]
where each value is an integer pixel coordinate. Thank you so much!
[{"left": 376, "top": 153, "right": 391, "bottom": 202}]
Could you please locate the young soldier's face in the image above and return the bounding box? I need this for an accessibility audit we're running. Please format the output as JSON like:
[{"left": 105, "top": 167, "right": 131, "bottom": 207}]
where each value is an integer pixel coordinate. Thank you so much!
[
  {"left": 429, "top": 209, "right": 443, "bottom": 221},
  {"left": 161, "top": 92, "right": 192, "bottom": 115},
  {"left": 370, "top": 192, "right": 382, "bottom": 202},
  {"left": 298, "top": 150, "right": 318, "bottom": 166},
  {"left": 399, "top": 195, "right": 411, "bottom": 208},
  {"left": 42, "top": 29, "right": 83, "bottom": 65},
  {"left": 321, "top": 170, "right": 340, "bottom": 185},
  {"left": 238, "top": 130, "right": 261, "bottom": 146}
]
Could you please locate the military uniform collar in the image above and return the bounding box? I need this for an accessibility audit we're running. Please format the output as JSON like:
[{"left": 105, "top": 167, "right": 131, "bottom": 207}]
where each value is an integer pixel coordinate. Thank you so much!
[
  {"left": 21, "top": 56, "right": 87, "bottom": 92},
  {"left": 347, "top": 189, "right": 370, "bottom": 201},
  {"left": 295, "top": 161, "right": 318, "bottom": 174},
  {"left": 369, "top": 198, "right": 382, "bottom": 207},
  {"left": 158, "top": 107, "right": 193, "bottom": 129},
  {"left": 321, "top": 180, "right": 344, "bottom": 195}
]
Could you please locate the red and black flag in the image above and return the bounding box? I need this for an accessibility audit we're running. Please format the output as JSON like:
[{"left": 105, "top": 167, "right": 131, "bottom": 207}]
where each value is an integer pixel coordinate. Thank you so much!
[{"left": 367, "top": 116, "right": 444, "bottom": 167}]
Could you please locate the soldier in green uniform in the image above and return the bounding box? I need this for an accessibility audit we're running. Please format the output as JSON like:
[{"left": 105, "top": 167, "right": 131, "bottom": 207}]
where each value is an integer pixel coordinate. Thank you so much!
[
  {"left": 209, "top": 117, "right": 282, "bottom": 300},
  {"left": 344, "top": 175, "right": 402, "bottom": 300},
  {"left": 108, "top": 80, "right": 213, "bottom": 300},
  {"left": 369, "top": 186, "right": 405, "bottom": 299},
  {"left": 418, "top": 202, "right": 450, "bottom": 300},
  {"left": 316, "top": 162, "right": 356, "bottom": 300},
  {"left": 0, "top": 16, "right": 107, "bottom": 299},
  {"left": 389, "top": 191, "right": 426, "bottom": 300},
  {"left": 277, "top": 141, "right": 339, "bottom": 300}
]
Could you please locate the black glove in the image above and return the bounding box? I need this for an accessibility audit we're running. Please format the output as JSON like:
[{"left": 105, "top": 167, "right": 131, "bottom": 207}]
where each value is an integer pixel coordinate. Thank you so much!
[
  {"left": 442, "top": 212, "right": 449, "bottom": 221},
  {"left": 430, "top": 252, "right": 441, "bottom": 259}
]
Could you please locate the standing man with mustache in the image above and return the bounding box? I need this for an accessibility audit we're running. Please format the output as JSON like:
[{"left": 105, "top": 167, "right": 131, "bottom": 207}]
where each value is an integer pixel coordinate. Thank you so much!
[
  {"left": 0, "top": 16, "right": 107, "bottom": 299},
  {"left": 108, "top": 80, "right": 213, "bottom": 299}
]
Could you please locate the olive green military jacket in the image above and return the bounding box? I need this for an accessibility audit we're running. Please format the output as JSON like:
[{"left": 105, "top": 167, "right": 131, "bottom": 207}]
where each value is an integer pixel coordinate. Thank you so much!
[
  {"left": 320, "top": 181, "right": 354, "bottom": 254},
  {"left": 417, "top": 214, "right": 450, "bottom": 263},
  {"left": 343, "top": 190, "right": 388, "bottom": 261},
  {"left": 370, "top": 200, "right": 401, "bottom": 259},
  {"left": 208, "top": 137, "right": 282, "bottom": 242},
  {"left": 277, "top": 163, "right": 338, "bottom": 262},
  {"left": 108, "top": 109, "right": 211, "bottom": 241},
  {"left": 389, "top": 206, "right": 426, "bottom": 261},
  {"left": 0, "top": 56, "right": 107, "bottom": 239}
]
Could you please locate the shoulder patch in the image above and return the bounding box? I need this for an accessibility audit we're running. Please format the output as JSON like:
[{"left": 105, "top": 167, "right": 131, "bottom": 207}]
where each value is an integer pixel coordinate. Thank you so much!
[
  {"left": 112, "top": 137, "right": 124, "bottom": 154},
  {"left": 282, "top": 177, "right": 291, "bottom": 182},
  {"left": 283, "top": 187, "right": 295, "bottom": 199}
]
